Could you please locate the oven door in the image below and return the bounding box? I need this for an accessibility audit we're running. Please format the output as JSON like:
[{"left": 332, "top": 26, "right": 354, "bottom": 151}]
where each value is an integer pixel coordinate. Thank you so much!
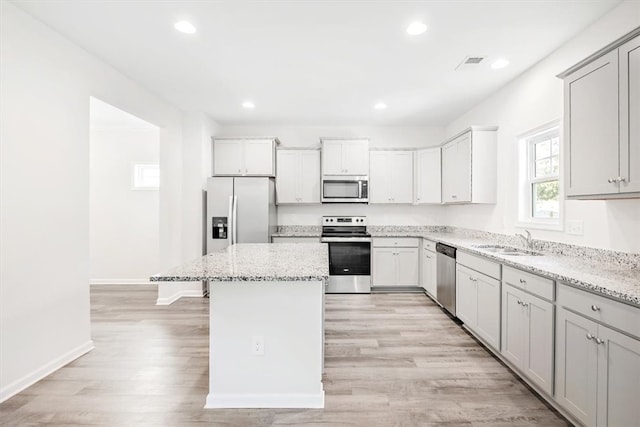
[{"left": 325, "top": 240, "right": 371, "bottom": 276}]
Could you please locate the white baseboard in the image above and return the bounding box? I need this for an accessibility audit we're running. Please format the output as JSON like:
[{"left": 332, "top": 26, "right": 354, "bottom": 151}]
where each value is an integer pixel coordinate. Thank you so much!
[
  {"left": 90, "top": 279, "right": 154, "bottom": 285},
  {"left": 0, "top": 340, "right": 94, "bottom": 403},
  {"left": 156, "top": 289, "right": 204, "bottom": 305},
  {"left": 205, "top": 391, "right": 324, "bottom": 409}
]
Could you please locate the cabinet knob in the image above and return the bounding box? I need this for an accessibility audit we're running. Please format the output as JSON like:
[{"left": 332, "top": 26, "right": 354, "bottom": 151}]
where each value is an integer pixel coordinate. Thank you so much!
[
  {"left": 452, "top": 195, "right": 457, "bottom": 199},
  {"left": 608, "top": 177, "right": 616, "bottom": 183},
  {"left": 238, "top": 169, "right": 242, "bottom": 173},
  {"left": 591, "top": 305, "right": 600, "bottom": 312},
  {"left": 586, "top": 333, "right": 595, "bottom": 340},
  {"left": 519, "top": 279, "right": 526, "bottom": 284},
  {"left": 595, "top": 337, "right": 605, "bottom": 345},
  {"left": 616, "top": 177, "right": 626, "bottom": 183}
]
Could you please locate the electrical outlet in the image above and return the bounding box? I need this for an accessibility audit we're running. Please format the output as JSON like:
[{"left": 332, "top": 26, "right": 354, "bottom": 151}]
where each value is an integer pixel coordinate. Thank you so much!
[
  {"left": 567, "top": 220, "right": 584, "bottom": 236},
  {"left": 252, "top": 336, "right": 264, "bottom": 356}
]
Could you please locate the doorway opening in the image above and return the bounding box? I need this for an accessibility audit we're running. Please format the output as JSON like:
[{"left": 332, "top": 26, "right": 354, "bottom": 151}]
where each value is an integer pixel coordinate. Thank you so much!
[{"left": 89, "top": 97, "right": 160, "bottom": 286}]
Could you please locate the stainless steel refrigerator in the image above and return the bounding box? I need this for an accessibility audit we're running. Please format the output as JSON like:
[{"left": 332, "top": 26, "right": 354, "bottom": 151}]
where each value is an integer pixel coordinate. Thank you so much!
[{"left": 206, "top": 177, "right": 277, "bottom": 253}]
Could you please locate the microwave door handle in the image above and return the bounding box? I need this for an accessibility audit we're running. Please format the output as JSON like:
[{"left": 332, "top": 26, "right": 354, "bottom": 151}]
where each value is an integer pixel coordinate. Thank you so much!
[{"left": 358, "top": 180, "right": 362, "bottom": 198}]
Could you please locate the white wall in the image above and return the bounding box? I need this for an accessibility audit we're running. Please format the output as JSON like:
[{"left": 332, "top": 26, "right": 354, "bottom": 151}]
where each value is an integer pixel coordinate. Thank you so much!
[
  {"left": 89, "top": 126, "right": 160, "bottom": 283},
  {"left": 444, "top": 1, "right": 640, "bottom": 253},
  {"left": 0, "top": 2, "right": 185, "bottom": 401},
  {"left": 218, "top": 125, "right": 446, "bottom": 225}
]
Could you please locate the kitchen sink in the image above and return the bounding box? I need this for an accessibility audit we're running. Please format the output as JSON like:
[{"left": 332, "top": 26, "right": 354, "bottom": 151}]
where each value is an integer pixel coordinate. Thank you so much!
[{"left": 472, "top": 245, "right": 543, "bottom": 256}]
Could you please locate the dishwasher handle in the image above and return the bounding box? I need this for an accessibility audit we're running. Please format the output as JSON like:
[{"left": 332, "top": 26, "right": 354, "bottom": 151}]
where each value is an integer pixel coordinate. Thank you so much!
[{"left": 436, "top": 243, "right": 457, "bottom": 258}]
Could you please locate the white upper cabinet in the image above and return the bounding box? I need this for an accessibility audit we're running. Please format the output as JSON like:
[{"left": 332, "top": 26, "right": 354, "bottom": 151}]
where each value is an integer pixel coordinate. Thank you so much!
[
  {"left": 321, "top": 139, "right": 369, "bottom": 176},
  {"left": 559, "top": 30, "right": 640, "bottom": 198},
  {"left": 213, "top": 138, "right": 277, "bottom": 176},
  {"left": 369, "top": 150, "right": 413, "bottom": 203},
  {"left": 441, "top": 127, "right": 497, "bottom": 204},
  {"left": 414, "top": 147, "right": 441, "bottom": 204},
  {"left": 276, "top": 149, "right": 320, "bottom": 204}
]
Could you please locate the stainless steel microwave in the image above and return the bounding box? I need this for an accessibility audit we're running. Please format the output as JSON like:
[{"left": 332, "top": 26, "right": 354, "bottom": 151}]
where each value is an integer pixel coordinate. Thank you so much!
[{"left": 321, "top": 176, "right": 369, "bottom": 203}]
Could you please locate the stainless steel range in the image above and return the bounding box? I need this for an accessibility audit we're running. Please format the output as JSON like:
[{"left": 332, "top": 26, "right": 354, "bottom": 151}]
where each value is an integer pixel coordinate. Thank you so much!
[{"left": 321, "top": 216, "right": 371, "bottom": 293}]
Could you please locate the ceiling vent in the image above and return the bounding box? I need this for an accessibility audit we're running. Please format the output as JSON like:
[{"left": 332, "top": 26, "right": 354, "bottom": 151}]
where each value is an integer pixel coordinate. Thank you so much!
[{"left": 455, "top": 56, "right": 486, "bottom": 71}]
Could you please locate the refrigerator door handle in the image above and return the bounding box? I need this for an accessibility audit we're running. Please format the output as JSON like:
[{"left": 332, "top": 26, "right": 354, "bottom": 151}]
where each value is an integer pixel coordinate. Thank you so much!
[
  {"left": 227, "top": 195, "right": 233, "bottom": 246},
  {"left": 232, "top": 195, "right": 238, "bottom": 245}
]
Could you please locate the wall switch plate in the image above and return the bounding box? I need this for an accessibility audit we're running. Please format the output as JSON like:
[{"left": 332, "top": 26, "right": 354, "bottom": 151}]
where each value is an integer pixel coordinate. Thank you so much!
[
  {"left": 252, "top": 336, "right": 264, "bottom": 356},
  {"left": 566, "top": 220, "right": 584, "bottom": 236}
]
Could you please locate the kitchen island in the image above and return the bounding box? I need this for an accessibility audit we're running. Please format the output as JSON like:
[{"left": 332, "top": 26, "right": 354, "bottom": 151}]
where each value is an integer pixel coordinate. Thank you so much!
[{"left": 151, "top": 243, "right": 329, "bottom": 409}]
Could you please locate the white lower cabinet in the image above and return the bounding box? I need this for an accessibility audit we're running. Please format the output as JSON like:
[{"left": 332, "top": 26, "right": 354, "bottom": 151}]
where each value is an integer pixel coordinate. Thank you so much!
[
  {"left": 501, "top": 283, "right": 554, "bottom": 395},
  {"left": 456, "top": 264, "right": 500, "bottom": 350},
  {"left": 556, "top": 304, "right": 640, "bottom": 427},
  {"left": 421, "top": 240, "right": 437, "bottom": 298},
  {"left": 372, "top": 238, "right": 419, "bottom": 287}
]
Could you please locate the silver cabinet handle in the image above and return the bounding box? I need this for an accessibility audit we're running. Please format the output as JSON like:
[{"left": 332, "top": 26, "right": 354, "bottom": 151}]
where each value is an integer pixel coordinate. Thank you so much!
[
  {"left": 616, "top": 177, "right": 626, "bottom": 183},
  {"left": 522, "top": 302, "right": 529, "bottom": 308},
  {"left": 591, "top": 305, "right": 600, "bottom": 312},
  {"left": 586, "top": 333, "right": 595, "bottom": 340},
  {"left": 519, "top": 279, "right": 526, "bottom": 284},
  {"left": 595, "top": 338, "right": 605, "bottom": 345},
  {"left": 608, "top": 177, "right": 616, "bottom": 183},
  {"left": 238, "top": 168, "right": 242, "bottom": 173},
  {"left": 452, "top": 195, "right": 457, "bottom": 199},
  {"left": 517, "top": 300, "right": 522, "bottom": 305}
]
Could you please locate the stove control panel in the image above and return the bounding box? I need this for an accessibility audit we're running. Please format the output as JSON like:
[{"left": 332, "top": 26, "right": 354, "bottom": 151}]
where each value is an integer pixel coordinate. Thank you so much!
[{"left": 322, "top": 216, "right": 367, "bottom": 226}]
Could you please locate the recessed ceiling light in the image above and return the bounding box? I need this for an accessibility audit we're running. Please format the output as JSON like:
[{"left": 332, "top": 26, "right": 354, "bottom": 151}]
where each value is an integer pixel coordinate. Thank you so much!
[
  {"left": 242, "top": 101, "right": 255, "bottom": 109},
  {"left": 406, "top": 22, "right": 427, "bottom": 35},
  {"left": 374, "top": 102, "right": 387, "bottom": 110},
  {"left": 174, "top": 21, "right": 196, "bottom": 34},
  {"left": 491, "top": 58, "right": 510, "bottom": 69}
]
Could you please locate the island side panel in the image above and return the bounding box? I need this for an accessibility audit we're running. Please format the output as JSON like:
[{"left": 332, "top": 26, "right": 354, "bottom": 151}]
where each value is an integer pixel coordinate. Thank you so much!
[{"left": 206, "top": 280, "right": 325, "bottom": 408}]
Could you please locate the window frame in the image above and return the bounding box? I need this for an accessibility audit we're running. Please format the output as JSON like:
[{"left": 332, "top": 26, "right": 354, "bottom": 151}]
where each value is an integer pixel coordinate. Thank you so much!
[
  {"left": 517, "top": 120, "right": 563, "bottom": 231},
  {"left": 131, "top": 163, "right": 160, "bottom": 191}
]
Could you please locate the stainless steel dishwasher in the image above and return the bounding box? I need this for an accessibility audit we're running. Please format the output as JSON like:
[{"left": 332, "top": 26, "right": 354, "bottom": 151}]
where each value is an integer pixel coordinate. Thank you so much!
[{"left": 436, "top": 243, "right": 457, "bottom": 317}]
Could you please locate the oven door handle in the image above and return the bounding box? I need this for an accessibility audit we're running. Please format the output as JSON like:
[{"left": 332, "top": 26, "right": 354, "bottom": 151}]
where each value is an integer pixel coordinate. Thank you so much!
[{"left": 321, "top": 237, "right": 372, "bottom": 243}]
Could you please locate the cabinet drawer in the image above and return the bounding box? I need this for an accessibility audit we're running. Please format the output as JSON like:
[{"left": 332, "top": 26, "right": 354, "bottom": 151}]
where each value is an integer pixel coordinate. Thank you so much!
[
  {"left": 457, "top": 251, "right": 501, "bottom": 280},
  {"left": 373, "top": 237, "right": 419, "bottom": 248},
  {"left": 557, "top": 284, "right": 640, "bottom": 339},
  {"left": 423, "top": 239, "right": 436, "bottom": 252},
  {"left": 503, "top": 266, "right": 554, "bottom": 301}
]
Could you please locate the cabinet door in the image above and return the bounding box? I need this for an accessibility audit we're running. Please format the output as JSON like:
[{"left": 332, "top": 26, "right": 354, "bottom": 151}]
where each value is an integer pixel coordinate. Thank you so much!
[
  {"left": 565, "top": 50, "right": 619, "bottom": 197},
  {"left": 441, "top": 142, "right": 456, "bottom": 203},
  {"left": 501, "top": 283, "right": 526, "bottom": 368},
  {"left": 415, "top": 148, "right": 441, "bottom": 204},
  {"left": 421, "top": 250, "right": 437, "bottom": 297},
  {"left": 396, "top": 248, "right": 419, "bottom": 286},
  {"left": 369, "top": 151, "right": 391, "bottom": 203},
  {"left": 276, "top": 151, "right": 300, "bottom": 204},
  {"left": 244, "top": 139, "right": 274, "bottom": 175},
  {"left": 372, "top": 248, "right": 396, "bottom": 286},
  {"left": 524, "top": 294, "right": 554, "bottom": 395},
  {"left": 391, "top": 152, "right": 414, "bottom": 203},
  {"left": 299, "top": 151, "right": 321, "bottom": 203},
  {"left": 596, "top": 325, "right": 640, "bottom": 427},
  {"left": 214, "top": 140, "right": 244, "bottom": 175},
  {"left": 342, "top": 140, "right": 370, "bottom": 175},
  {"left": 556, "top": 307, "right": 598, "bottom": 427},
  {"left": 619, "top": 35, "right": 640, "bottom": 194},
  {"left": 322, "top": 141, "right": 343, "bottom": 175},
  {"left": 475, "top": 274, "right": 500, "bottom": 350},
  {"left": 456, "top": 266, "right": 477, "bottom": 327},
  {"left": 454, "top": 134, "right": 472, "bottom": 202}
]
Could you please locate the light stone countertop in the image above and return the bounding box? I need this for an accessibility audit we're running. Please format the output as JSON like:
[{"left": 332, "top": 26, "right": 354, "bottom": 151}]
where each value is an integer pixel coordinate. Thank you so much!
[
  {"left": 373, "top": 230, "right": 640, "bottom": 307},
  {"left": 150, "top": 243, "right": 329, "bottom": 282}
]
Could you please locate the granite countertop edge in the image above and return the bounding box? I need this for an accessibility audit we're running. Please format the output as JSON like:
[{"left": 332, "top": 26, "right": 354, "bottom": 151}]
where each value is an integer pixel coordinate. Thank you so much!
[{"left": 150, "top": 274, "right": 329, "bottom": 282}]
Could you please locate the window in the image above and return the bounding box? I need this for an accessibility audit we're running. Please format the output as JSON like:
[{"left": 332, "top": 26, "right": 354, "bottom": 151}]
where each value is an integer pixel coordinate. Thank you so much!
[
  {"left": 132, "top": 163, "right": 160, "bottom": 190},
  {"left": 518, "top": 122, "right": 562, "bottom": 230}
]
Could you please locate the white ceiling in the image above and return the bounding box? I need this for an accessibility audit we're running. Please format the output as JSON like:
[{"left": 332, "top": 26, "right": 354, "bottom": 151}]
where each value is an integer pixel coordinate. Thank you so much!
[{"left": 15, "top": 0, "right": 620, "bottom": 126}]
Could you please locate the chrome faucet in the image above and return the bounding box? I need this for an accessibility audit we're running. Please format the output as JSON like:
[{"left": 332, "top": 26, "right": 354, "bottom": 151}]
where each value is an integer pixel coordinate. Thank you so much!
[{"left": 516, "top": 230, "right": 533, "bottom": 250}]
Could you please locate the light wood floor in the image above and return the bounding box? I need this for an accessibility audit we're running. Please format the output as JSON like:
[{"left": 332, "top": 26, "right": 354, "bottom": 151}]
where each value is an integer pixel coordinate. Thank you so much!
[{"left": 0, "top": 286, "right": 569, "bottom": 426}]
